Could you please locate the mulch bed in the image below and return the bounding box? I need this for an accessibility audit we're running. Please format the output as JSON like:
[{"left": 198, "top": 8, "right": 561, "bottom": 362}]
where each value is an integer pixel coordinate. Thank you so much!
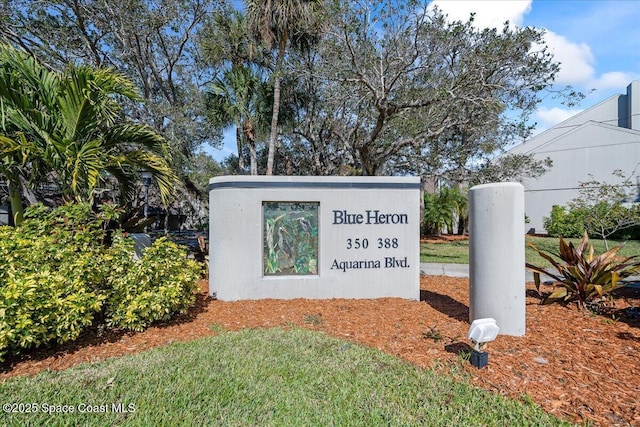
[{"left": 2, "top": 276, "right": 639, "bottom": 426}]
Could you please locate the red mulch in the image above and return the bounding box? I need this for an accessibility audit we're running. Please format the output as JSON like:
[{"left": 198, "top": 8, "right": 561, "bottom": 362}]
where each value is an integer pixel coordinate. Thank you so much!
[{"left": 2, "top": 277, "right": 639, "bottom": 426}]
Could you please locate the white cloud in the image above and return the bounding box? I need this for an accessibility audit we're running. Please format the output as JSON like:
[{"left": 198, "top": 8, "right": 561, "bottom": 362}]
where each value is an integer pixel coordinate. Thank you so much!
[
  {"left": 540, "top": 33, "right": 639, "bottom": 92},
  {"left": 541, "top": 31, "right": 594, "bottom": 85},
  {"left": 427, "top": 1, "right": 612, "bottom": 90},
  {"left": 591, "top": 71, "right": 640, "bottom": 91},
  {"left": 428, "top": 0, "right": 640, "bottom": 118},
  {"left": 429, "top": 0, "right": 532, "bottom": 29},
  {"left": 535, "top": 106, "right": 582, "bottom": 129}
]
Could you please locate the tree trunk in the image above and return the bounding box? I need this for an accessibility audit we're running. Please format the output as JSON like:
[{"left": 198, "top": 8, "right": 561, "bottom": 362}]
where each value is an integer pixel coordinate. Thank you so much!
[
  {"left": 164, "top": 208, "right": 169, "bottom": 236},
  {"left": 266, "top": 36, "right": 287, "bottom": 176},
  {"left": 243, "top": 118, "right": 258, "bottom": 175},
  {"left": 457, "top": 214, "right": 466, "bottom": 235},
  {"left": 249, "top": 141, "right": 257, "bottom": 175},
  {"left": 358, "top": 145, "right": 378, "bottom": 176},
  {"left": 236, "top": 125, "right": 245, "bottom": 172},
  {"left": 7, "top": 175, "right": 24, "bottom": 226}
]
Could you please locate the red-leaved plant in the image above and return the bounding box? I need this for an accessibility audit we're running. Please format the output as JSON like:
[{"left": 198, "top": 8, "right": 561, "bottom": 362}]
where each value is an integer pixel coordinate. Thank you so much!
[{"left": 526, "top": 232, "right": 640, "bottom": 310}]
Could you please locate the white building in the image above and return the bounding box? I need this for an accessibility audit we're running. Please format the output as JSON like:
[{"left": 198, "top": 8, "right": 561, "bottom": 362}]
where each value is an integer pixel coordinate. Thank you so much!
[{"left": 508, "top": 81, "right": 640, "bottom": 233}]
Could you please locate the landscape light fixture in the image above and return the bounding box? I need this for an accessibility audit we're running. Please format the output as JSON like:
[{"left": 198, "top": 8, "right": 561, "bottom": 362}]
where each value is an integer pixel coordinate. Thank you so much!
[{"left": 467, "top": 318, "right": 499, "bottom": 369}]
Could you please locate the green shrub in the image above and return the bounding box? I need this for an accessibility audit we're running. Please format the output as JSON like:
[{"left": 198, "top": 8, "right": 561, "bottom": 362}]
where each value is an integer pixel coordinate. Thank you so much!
[
  {"left": 21, "top": 203, "right": 119, "bottom": 246},
  {"left": 106, "top": 237, "right": 201, "bottom": 332},
  {"left": 542, "top": 205, "right": 585, "bottom": 238},
  {"left": 424, "top": 186, "right": 467, "bottom": 235},
  {"left": 0, "top": 206, "right": 111, "bottom": 360},
  {"left": 526, "top": 232, "right": 640, "bottom": 310},
  {"left": 544, "top": 202, "right": 640, "bottom": 244},
  {"left": 610, "top": 224, "right": 640, "bottom": 241},
  {"left": 566, "top": 171, "right": 640, "bottom": 245},
  {"left": 0, "top": 203, "right": 200, "bottom": 359},
  {"left": 0, "top": 203, "right": 118, "bottom": 290},
  {"left": 0, "top": 270, "right": 105, "bottom": 361}
]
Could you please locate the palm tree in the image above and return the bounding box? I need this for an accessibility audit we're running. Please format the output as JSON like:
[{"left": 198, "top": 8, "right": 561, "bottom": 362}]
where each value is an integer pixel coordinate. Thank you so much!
[
  {"left": 0, "top": 44, "right": 177, "bottom": 224},
  {"left": 423, "top": 186, "right": 467, "bottom": 236},
  {"left": 0, "top": 43, "right": 56, "bottom": 224},
  {"left": 245, "top": 0, "right": 324, "bottom": 175},
  {"left": 207, "top": 65, "right": 267, "bottom": 175},
  {"left": 47, "top": 65, "right": 177, "bottom": 204},
  {"left": 0, "top": 134, "right": 27, "bottom": 225},
  {"left": 201, "top": 8, "right": 265, "bottom": 70},
  {"left": 201, "top": 8, "right": 270, "bottom": 174}
]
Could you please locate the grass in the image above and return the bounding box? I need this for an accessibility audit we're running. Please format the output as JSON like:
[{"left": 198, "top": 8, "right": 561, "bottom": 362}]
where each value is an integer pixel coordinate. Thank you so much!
[
  {"left": 421, "top": 239, "right": 470, "bottom": 264},
  {"left": 421, "top": 236, "right": 640, "bottom": 267},
  {"left": 0, "top": 328, "right": 572, "bottom": 426}
]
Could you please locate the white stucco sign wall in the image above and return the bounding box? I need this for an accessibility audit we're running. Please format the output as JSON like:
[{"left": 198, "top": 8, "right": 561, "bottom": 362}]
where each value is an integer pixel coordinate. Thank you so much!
[{"left": 209, "top": 176, "right": 420, "bottom": 301}]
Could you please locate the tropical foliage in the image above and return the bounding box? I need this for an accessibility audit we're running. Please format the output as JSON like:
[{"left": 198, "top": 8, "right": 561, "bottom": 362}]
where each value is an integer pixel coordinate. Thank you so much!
[
  {"left": 0, "top": 2, "right": 580, "bottom": 223},
  {"left": 1, "top": 2, "right": 574, "bottom": 181},
  {"left": 0, "top": 203, "right": 200, "bottom": 361},
  {"left": 246, "top": 0, "right": 326, "bottom": 175},
  {"left": 526, "top": 232, "right": 640, "bottom": 310},
  {"left": 0, "top": 43, "right": 177, "bottom": 224},
  {"left": 423, "top": 186, "right": 467, "bottom": 235},
  {"left": 207, "top": 65, "right": 268, "bottom": 175},
  {"left": 201, "top": 8, "right": 272, "bottom": 175},
  {"left": 0, "top": 0, "right": 218, "bottom": 160}
]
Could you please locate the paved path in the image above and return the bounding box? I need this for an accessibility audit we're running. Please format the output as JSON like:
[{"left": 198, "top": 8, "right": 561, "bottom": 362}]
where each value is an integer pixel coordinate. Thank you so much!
[
  {"left": 420, "top": 263, "right": 471, "bottom": 278},
  {"left": 420, "top": 263, "right": 640, "bottom": 286},
  {"left": 420, "top": 263, "right": 533, "bottom": 281}
]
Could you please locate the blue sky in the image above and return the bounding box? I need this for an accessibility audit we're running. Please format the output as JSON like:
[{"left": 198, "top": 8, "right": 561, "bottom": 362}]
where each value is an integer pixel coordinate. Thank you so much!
[
  {"left": 433, "top": 0, "right": 640, "bottom": 130},
  {"left": 212, "top": 0, "right": 640, "bottom": 161}
]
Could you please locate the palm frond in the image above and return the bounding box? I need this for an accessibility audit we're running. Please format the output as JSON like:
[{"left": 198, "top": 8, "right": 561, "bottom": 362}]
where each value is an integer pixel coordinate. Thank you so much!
[
  {"left": 104, "top": 124, "right": 171, "bottom": 157},
  {"left": 107, "top": 149, "right": 178, "bottom": 205},
  {"left": 1, "top": 43, "right": 177, "bottom": 207}
]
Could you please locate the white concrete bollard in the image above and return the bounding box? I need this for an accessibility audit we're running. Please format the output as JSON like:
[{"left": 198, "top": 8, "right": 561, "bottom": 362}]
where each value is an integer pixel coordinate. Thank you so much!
[{"left": 469, "top": 182, "right": 525, "bottom": 336}]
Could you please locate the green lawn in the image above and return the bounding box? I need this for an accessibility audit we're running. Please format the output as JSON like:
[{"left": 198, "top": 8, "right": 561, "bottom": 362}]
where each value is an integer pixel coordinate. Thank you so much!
[
  {"left": 421, "top": 239, "right": 470, "bottom": 264},
  {"left": 0, "top": 328, "right": 571, "bottom": 426},
  {"left": 421, "top": 236, "right": 640, "bottom": 266}
]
